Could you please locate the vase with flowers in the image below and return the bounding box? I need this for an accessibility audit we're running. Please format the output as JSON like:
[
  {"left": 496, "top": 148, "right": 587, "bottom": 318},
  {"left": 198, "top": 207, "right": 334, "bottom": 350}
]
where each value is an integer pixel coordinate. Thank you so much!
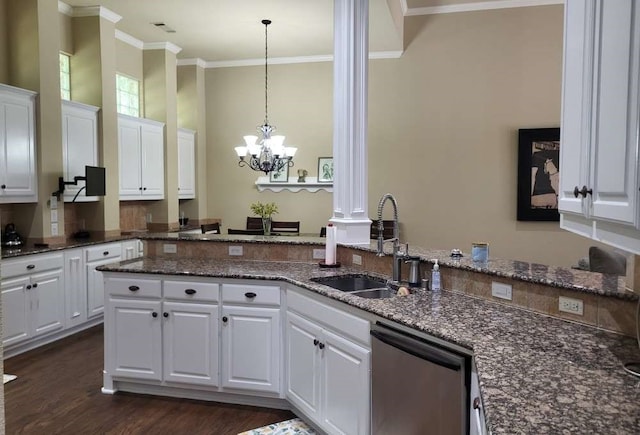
[{"left": 250, "top": 201, "right": 278, "bottom": 236}]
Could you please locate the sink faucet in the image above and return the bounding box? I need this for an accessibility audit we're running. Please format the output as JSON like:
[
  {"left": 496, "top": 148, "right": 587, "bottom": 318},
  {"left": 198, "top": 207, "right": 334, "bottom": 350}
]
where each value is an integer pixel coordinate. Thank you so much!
[{"left": 376, "top": 193, "right": 404, "bottom": 282}]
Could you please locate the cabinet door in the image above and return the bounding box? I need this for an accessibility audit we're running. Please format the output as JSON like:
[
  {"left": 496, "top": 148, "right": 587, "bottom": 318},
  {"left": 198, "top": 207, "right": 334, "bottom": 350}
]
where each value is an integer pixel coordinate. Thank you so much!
[
  {"left": 140, "top": 122, "right": 164, "bottom": 199},
  {"left": 286, "top": 311, "right": 322, "bottom": 419},
  {"left": 178, "top": 129, "right": 196, "bottom": 199},
  {"left": 163, "top": 301, "right": 219, "bottom": 386},
  {"left": 221, "top": 305, "right": 281, "bottom": 394},
  {"left": 118, "top": 117, "right": 143, "bottom": 198},
  {"left": 64, "top": 248, "right": 87, "bottom": 328},
  {"left": 1, "top": 276, "right": 30, "bottom": 347},
  {"left": 30, "top": 268, "right": 65, "bottom": 338},
  {"left": 589, "top": 0, "right": 640, "bottom": 225},
  {"left": 62, "top": 101, "right": 99, "bottom": 202},
  {"left": 106, "top": 297, "right": 162, "bottom": 381},
  {"left": 0, "top": 89, "right": 37, "bottom": 202},
  {"left": 87, "top": 256, "right": 119, "bottom": 319},
  {"left": 321, "top": 329, "right": 371, "bottom": 435}
]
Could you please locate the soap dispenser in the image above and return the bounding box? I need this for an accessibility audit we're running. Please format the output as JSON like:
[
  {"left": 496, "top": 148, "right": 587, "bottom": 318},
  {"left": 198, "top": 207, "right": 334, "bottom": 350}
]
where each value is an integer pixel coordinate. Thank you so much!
[{"left": 431, "top": 260, "right": 441, "bottom": 291}]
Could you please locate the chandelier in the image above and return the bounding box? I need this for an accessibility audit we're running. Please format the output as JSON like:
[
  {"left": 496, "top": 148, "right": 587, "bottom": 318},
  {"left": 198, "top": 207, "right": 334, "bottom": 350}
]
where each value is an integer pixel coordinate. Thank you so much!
[{"left": 234, "top": 19, "right": 297, "bottom": 175}]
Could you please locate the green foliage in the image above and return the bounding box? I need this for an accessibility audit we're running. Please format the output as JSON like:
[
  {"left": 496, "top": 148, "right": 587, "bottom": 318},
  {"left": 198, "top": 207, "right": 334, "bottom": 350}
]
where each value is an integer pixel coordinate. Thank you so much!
[{"left": 250, "top": 201, "right": 279, "bottom": 218}]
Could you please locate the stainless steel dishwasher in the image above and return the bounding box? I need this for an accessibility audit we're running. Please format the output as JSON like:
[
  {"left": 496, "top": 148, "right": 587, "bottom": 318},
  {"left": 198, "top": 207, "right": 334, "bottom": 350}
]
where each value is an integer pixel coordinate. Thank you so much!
[{"left": 370, "top": 322, "right": 471, "bottom": 435}]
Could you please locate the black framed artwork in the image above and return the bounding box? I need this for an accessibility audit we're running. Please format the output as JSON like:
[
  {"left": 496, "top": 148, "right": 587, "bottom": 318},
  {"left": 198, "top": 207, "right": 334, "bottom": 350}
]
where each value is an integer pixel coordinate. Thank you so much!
[{"left": 517, "top": 128, "right": 561, "bottom": 221}]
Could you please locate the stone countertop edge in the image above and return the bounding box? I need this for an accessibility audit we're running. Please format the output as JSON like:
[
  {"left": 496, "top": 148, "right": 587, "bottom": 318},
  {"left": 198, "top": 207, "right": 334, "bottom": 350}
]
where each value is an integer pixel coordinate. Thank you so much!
[
  {"left": 0, "top": 235, "right": 139, "bottom": 259},
  {"left": 97, "top": 258, "right": 640, "bottom": 435}
]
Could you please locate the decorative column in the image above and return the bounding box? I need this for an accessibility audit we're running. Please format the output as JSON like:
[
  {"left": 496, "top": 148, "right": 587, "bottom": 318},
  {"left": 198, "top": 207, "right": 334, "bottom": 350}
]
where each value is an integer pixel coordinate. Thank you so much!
[{"left": 331, "top": 0, "right": 371, "bottom": 245}]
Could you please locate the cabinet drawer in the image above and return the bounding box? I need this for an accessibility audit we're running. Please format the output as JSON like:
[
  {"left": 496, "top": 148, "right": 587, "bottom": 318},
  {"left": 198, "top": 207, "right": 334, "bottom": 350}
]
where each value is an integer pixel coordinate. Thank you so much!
[
  {"left": 86, "top": 243, "right": 122, "bottom": 262},
  {"left": 164, "top": 280, "right": 219, "bottom": 302},
  {"left": 106, "top": 277, "right": 161, "bottom": 298},
  {"left": 222, "top": 283, "right": 280, "bottom": 306},
  {"left": 1, "top": 253, "right": 64, "bottom": 279}
]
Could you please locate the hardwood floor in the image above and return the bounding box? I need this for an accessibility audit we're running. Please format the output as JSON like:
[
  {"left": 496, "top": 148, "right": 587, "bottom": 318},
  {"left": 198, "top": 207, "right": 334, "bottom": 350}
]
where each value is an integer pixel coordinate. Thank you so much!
[{"left": 3, "top": 326, "right": 295, "bottom": 434}]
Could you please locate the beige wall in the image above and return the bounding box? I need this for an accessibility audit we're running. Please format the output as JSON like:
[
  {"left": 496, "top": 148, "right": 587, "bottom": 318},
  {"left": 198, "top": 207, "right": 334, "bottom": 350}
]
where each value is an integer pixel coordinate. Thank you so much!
[
  {"left": 115, "top": 39, "right": 143, "bottom": 80},
  {"left": 59, "top": 9, "right": 72, "bottom": 54},
  {"left": 206, "top": 5, "right": 600, "bottom": 267},
  {"left": 0, "top": 0, "right": 7, "bottom": 83}
]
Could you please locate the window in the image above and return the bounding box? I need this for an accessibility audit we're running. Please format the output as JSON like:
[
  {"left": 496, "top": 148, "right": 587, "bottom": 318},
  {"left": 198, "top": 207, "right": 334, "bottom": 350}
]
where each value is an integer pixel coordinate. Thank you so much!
[
  {"left": 116, "top": 74, "right": 141, "bottom": 117},
  {"left": 60, "top": 53, "right": 71, "bottom": 100}
]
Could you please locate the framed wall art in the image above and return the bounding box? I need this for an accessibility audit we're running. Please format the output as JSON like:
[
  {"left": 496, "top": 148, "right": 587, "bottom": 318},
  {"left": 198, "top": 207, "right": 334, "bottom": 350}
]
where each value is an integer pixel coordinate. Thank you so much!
[
  {"left": 269, "top": 163, "right": 289, "bottom": 183},
  {"left": 517, "top": 128, "right": 561, "bottom": 221},
  {"left": 317, "top": 157, "right": 333, "bottom": 183}
]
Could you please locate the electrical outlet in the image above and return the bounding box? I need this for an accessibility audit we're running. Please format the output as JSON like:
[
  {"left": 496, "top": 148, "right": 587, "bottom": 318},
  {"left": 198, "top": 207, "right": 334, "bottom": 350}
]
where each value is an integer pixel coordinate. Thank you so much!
[
  {"left": 559, "top": 296, "right": 583, "bottom": 315},
  {"left": 229, "top": 246, "right": 243, "bottom": 256},
  {"left": 146, "top": 213, "right": 153, "bottom": 223},
  {"left": 313, "top": 249, "right": 325, "bottom": 260},
  {"left": 50, "top": 209, "right": 58, "bottom": 223},
  {"left": 352, "top": 254, "right": 362, "bottom": 266},
  {"left": 163, "top": 244, "right": 177, "bottom": 254},
  {"left": 51, "top": 223, "right": 58, "bottom": 236},
  {"left": 491, "top": 282, "right": 512, "bottom": 300},
  {"left": 50, "top": 195, "right": 57, "bottom": 209}
]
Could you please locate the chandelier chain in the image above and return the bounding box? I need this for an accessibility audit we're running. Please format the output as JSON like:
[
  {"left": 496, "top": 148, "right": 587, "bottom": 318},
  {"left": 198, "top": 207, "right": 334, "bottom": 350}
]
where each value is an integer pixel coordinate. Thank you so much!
[{"left": 264, "top": 20, "right": 269, "bottom": 126}]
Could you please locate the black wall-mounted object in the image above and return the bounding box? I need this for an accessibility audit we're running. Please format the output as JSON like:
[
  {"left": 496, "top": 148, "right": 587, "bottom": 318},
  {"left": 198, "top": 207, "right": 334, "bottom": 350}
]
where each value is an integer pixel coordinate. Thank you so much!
[{"left": 55, "top": 165, "right": 106, "bottom": 200}]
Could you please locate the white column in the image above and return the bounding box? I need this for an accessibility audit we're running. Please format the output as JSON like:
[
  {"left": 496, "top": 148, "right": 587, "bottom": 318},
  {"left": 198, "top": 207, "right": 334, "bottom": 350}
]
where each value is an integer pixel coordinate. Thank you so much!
[{"left": 331, "top": 0, "right": 371, "bottom": 245}]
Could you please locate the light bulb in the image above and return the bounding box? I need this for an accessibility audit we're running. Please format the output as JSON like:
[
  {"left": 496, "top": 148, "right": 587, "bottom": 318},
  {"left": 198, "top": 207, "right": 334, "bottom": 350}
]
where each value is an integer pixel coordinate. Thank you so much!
[
  {"left": 285, "top": 147, "right": 297, "bottom": 157},
  {"left": 234, "top": 146, "right": 247, "bottom": 157},
  {"left": 243, "top": 135, "right": 258, "bottom": 146}
]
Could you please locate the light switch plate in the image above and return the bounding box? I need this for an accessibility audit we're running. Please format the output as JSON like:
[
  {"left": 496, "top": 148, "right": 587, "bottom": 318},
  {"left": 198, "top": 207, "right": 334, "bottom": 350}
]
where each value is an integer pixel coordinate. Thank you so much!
[
  {"left": 352, "top": 254, "right": 362, "bottom": 266},
  {"left": 51, "top": 223, "right": 58, "bottom": 236},
  {"left": 229, "top": 246, "right": 243, "bottom": 256},
  {"left": 491, "top": 282, "right": 512, "bottom": 300},
  {"left": 313, "top": 249, "right": 325, "bottom": 260},
  {"left": 50, "top": 209, "right": 58, "bottom": 223},
  {"left": 50, "top": 195, "right": 57, "bottom": 209}
]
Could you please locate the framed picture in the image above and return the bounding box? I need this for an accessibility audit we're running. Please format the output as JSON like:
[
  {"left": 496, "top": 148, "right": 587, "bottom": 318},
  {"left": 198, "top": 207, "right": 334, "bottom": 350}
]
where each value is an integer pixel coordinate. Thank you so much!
[
  {"left": 317, "top": 157, "right": 334, "bottom": 183},
  {"left": 517, "top": 128, "right": 561, "bottom": 221},
  {"left": 269, "top": 163, "right": 289, "bottom": 183}
]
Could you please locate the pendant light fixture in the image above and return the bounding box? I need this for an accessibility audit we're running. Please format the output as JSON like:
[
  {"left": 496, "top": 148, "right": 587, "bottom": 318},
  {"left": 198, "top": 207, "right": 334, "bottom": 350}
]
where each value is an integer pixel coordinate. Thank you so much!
[{"left": 234, "top": 19, "right": 297, "bottom": 175}]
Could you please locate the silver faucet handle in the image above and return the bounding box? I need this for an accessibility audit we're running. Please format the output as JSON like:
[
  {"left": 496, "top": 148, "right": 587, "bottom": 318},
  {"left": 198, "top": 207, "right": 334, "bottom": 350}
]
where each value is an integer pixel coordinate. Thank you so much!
[{"left": 396, "top": 243, "right": 408, "bottom": 256}]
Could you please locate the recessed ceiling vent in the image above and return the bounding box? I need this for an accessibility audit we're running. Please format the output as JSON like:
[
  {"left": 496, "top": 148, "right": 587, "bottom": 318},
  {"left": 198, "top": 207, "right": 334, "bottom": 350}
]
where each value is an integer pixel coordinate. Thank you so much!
[{"left": 152, "top": 22, "right": 176, "bottom": 33}]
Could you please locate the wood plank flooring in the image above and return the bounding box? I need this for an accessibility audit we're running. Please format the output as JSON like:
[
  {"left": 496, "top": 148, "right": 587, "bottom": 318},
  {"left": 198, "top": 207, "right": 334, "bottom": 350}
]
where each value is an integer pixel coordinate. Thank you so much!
[{"left": 3, "top": 326, "right": 295, "bottom": 434}]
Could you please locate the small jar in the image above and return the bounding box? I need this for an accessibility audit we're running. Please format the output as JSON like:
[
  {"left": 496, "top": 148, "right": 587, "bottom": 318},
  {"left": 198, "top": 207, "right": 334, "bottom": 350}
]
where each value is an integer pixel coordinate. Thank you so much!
[{"left": 471, "top": 243, "right": 489, "bottom": 262}]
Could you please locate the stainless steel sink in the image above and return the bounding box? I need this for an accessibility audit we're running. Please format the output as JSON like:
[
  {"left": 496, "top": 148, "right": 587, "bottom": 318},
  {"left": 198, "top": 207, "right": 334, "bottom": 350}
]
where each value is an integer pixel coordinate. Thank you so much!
[{"left": 310, "top": 275, "right": 395, "bottom": 299}]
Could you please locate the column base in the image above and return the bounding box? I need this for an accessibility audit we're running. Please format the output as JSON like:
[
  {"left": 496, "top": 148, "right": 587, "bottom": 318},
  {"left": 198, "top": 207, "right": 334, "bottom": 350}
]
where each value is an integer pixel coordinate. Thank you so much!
[{"left": 330, "top": 218, "right": 372, "bottom": 246}]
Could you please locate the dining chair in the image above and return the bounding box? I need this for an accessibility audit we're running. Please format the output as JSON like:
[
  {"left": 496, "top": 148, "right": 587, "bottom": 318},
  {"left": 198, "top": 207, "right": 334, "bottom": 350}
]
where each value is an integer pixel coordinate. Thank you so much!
[
  {"left": 319, "top": 226, "right": 326, "bottom": 237},
  {"left": 228, "top": 228, "right": 264, "bottom": 235},
  {"left": 246, "top": 217, "right": 263, "bottom": 230},
  {"left": 271, "top": 221, "right": 300, "bottom": 235},
  {"left": 201, "top": 223, "right": 221, "bottom": 234}
]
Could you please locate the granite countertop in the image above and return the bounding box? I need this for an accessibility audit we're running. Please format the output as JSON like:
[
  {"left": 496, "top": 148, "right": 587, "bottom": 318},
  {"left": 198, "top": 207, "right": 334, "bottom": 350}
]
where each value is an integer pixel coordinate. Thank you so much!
[
  {"left": 98, "top": 257, "right": 640, "bottom": 434},
  {"left": 0, "top": 235, "right": 138, "bottom": 259}
]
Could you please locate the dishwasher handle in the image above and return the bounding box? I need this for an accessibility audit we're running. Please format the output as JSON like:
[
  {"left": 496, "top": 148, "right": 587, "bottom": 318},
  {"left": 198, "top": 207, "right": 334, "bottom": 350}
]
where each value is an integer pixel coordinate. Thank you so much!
[{"left": 371, "top": 329, "right": 464, "bottom": 371}]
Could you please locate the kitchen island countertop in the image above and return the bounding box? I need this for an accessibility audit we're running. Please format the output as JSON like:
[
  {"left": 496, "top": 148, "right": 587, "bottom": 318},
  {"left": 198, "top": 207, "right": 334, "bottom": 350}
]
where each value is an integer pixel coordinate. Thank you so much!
[{"left": 98, "top": 257, "right": 640, "bottom": 435}]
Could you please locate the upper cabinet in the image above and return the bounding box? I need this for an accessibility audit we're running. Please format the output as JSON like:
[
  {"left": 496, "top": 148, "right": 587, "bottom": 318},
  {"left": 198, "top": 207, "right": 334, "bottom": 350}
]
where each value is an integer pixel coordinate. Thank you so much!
[
  {"left": 559, "top": 0, "right": 640, "bottom": 254},
  {"left": 118, "top": 114, "right": 165, "bottom": 201},
  {"left": 177, "top": 128, "right": 196, "bottom": 199},
  {"left": 62, "top": 101, "right": 99, "bottom": 202},
  {"left": 0, "top": 84, "right": 37, "bottom": 203}
]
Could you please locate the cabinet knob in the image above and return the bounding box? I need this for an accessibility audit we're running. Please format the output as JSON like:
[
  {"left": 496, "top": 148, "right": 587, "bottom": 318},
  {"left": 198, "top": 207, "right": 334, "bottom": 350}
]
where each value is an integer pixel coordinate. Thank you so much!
[
  {"left": 222, "top": 316, "right": 228, "bottom": 323},
  {"left": 128, "top": 285, "right": 140, "bottom": 292},
  {"left": 26, "top": 264, "right": 35, "bottom": 270},
  {"left": 32, "top": 283, "right": 38, "bottom": 288},
  {"left": 0, "top": 184, "right": 5, "bottom": 189},
  {"left": 245, "top": 292, "right": 257, "bottom": 299},
  {"left": 139, "top": 187, "right": 143, "bottom": 191},
  {"left": 473, "top": 397, "right": 481, "bottom": 410},
  {"left": 103, "top": 251, "right": 109, "bottom": 256},
  {"left": 143, "top": 187, "right": 147, "bottom": 191},
  {"left": 313, "top": 339, "right": 319, "bottom": 346},
  {"left": 163, "top": 312, "right": 169, "bottom": 318},
  {"left": 185, "top": 288, "right": 196, "bottom": 295},
  {"left": 26, "top": 284, "right": 32, "bottom": 290},
  {"left": 573, "top": 185, "right": 593, "bottom": 198},
  {"left": 152, "top": 312, "right": 158, "bottom": 318},
  {"left": 318, "top": 342, "right": 325, "bottom": 350}
]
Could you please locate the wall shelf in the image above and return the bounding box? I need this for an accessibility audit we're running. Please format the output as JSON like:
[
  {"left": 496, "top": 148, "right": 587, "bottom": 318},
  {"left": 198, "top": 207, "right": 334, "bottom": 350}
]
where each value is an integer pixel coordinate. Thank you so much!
[{"left": 255, "top": 176, "right": 333, "bottom": 193}]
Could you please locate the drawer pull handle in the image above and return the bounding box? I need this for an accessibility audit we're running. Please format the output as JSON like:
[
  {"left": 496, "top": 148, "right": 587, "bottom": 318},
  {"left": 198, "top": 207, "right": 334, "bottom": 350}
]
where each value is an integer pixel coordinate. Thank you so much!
[
  {"left": 222, "top": 316, "right": 228, "bottom": 323},
  {"left": 185, "top": 289, "right": 197, "bottom": 295},
  {"left": 103, "top": 251, "right": 109, "bottom": 256},
  {"left": 163, "top": 312, "right": 169, "bottom": 318},
  {"left": 152, "top": 312, "right": 158, "bottom": 318},
  {"left": 32, "top": 283, "right": 38, "bottom": 288},
  {"left": 128, "top": 285, "right": 140, "bottom": 292},
  {"left": 313, "top": 339, "right": 319, "bottom": 346},
  {"left": 1, "top": 184, "right": 5, "bottom": 189},
  {"left": 26, "top": 284, "right": 32, "bottom": 290},
  {"left": 245, "top": 292, "right": 257, "bottom": 299},
  {"left": 318, "top": 342, "right": 325, "bottom": 350},
  {"left": 26, "top": 264, "right": 35, "bottom": 270}
]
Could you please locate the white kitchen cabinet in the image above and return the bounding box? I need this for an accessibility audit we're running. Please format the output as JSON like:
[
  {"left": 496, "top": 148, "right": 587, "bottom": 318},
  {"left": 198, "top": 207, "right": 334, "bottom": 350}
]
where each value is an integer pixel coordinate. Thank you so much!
[
  {"left": 559, "top": 0, "right": 640, "bottom": 254},
  {"left": 221, "top": 283, "right": 281, "bottom": 394},
  {"left": 1, "top": 253, "right": 65, "bottom": 347},
  {"left": 86, "top": 243, "right": 122, "bottom": 319},
  {"left": 118, "top": 114, "right": 165, "bottom": 200},
  {"left": 178, "top": 128, "right": 196, "bottom": 199},
  {"left": 61, "top": 100, "right": 99, "bottom": 202},
  {"left": 0, "top": 83, "right": 37, "bottom": 203},
  {"left": 104, "top": 275, "right": 220, "bottom": 387},
  {"left": 286, "top": 290, "right": 371, "bottom": 435},
  {"left": 64, "top": 248, "right": 87, "bottom": 328}
]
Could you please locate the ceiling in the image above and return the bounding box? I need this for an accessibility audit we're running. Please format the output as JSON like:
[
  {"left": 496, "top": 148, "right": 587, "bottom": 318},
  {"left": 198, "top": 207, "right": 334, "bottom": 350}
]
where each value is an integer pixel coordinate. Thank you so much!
[{"left": 60, "top": 0, "right": 548, "bottom": 63}]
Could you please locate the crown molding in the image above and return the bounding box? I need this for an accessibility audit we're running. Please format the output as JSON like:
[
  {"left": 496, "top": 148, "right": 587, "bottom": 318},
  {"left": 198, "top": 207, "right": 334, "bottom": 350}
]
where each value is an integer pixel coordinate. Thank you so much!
[
  {"left": 58, "top": 1, "right": 73, "bottom": 16},
  {"left": 71, "top": 6, "right": 122, "bottom": 23},
  {"left": 115, "top": 30, "right": 144, "bottom": 50},
  {"left": 204, "top": 50, "right": 402, "bottom": 68},
  {"left": 405, "top": 0, "right": 562, "bottom": 16},
  {"left": 177, "top": 58, "right": 207, "bottom": 68},
  {"left": 400, "top": 0, "right": 409, "bottom": 15},
  {"left": 144, "top": 42, "right": 183, "bottom": 54}
]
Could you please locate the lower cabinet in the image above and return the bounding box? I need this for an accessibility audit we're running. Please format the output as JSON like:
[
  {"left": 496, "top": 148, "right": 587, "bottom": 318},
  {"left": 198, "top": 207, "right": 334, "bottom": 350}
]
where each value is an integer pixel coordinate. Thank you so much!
[
  {"left": 1, "top": 254, "right": 65, "bottom": 347},
  {"left": 286, "top": 290, "right": 371, "bottom": 435},
  {"left": 86, "top": 243, "right": 122, "bottom": 319}
]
